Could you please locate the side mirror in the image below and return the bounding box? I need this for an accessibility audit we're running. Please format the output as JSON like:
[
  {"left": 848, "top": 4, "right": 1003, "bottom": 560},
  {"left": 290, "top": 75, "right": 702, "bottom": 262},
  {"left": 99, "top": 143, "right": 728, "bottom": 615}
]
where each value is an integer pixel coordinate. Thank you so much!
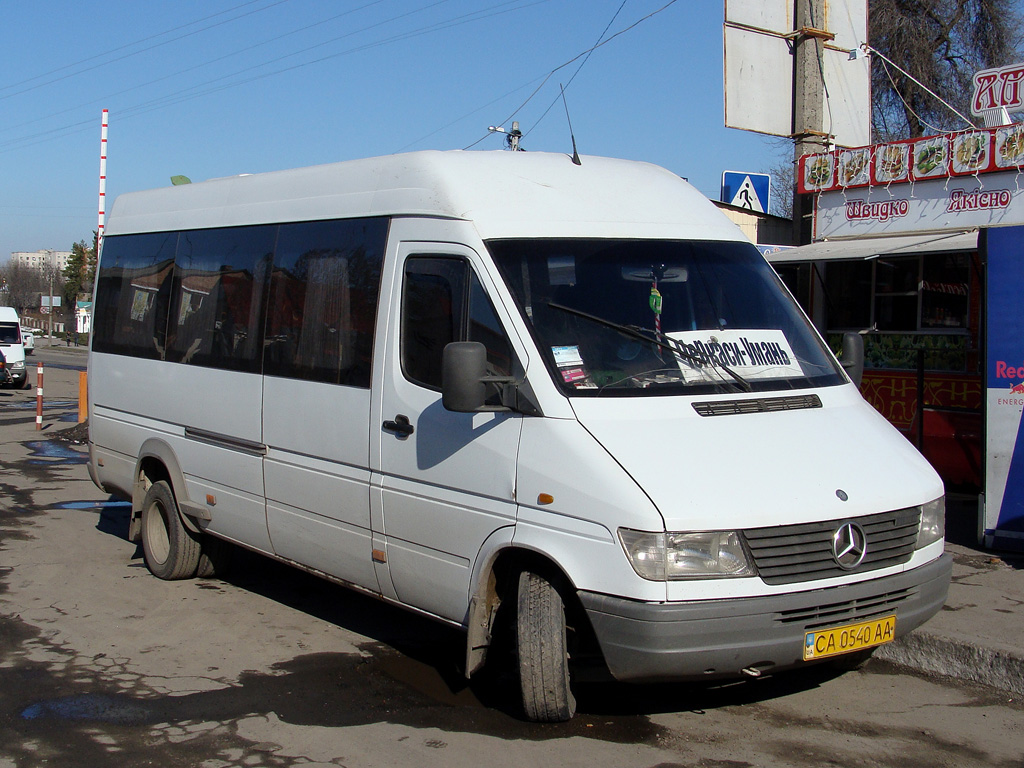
[
  {"left": 442, "top": 341, "right": 487, "bottom": 412},
  {"left": 841, "top": 332, "right": 865, "bottom": 388}
]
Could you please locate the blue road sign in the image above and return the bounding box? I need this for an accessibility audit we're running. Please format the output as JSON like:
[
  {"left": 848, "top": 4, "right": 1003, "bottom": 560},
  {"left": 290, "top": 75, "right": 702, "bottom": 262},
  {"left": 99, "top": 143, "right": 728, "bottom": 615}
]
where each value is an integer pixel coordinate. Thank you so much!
[{"left": 722, "top": 171, "right": 771, "bottom": 214}]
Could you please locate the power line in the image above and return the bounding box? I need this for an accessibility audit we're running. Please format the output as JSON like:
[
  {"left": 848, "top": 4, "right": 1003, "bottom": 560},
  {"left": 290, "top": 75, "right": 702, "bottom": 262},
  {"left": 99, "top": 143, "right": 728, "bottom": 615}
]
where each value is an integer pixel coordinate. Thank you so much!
[
  {"left": 463, "top": 0, "right": 679, "bottom": 149},
  {"left": 524, "top": 0, "right": 629, "bottom": 138},
  {"left": 0, "top": 0, "right": 292, "bottom": 101},
  {"left": 0, "top": 0, "right": 539, "bottom": 155},
  {"left": 112, "top": 0, "right": 542, "bottom": 123},
  {"left": 0, "top": 0, "right": 389, "bottom": 138}
]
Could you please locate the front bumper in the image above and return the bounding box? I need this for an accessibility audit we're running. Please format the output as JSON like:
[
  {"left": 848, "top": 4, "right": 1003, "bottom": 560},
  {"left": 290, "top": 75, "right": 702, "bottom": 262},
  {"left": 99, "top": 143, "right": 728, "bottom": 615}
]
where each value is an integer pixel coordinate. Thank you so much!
[{"left": 580, "top": 553, "right": 952, "bottom": 683}]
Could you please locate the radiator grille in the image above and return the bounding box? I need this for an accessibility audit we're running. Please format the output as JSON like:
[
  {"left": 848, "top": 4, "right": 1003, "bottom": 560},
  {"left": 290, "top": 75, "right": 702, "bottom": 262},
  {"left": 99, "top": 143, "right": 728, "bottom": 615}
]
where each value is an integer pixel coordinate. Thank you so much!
[
  {"left": 692, "top": 394, "right": 822, "bottom": 417},
  {"left": 743, "top": 507, "right": 920, "bottom": 585}
]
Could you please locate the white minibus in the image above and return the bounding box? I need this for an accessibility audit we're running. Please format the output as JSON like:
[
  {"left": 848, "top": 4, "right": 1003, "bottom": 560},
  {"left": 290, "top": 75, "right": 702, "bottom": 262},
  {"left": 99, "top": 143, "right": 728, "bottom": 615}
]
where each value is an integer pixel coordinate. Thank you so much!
[
  {"left": 0, "top": 306, "right": 27, "bottom": 388},
  {"left": 88, "top": 151, "right": 951, "bottom": 722}
]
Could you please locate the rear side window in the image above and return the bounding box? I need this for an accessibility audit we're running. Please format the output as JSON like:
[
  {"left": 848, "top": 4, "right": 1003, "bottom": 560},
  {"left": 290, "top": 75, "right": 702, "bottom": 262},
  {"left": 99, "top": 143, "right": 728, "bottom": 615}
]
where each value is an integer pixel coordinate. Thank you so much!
[
  {"left": 264, "top": 218, "right": 387, "bottom": 388},
  {"left": 92, "top": 217, "right": 387, "bottom": 386},
  {"left": 401, "top": 256, "right": 512, "bottom": 390},
  {"left": 92, "top": 232, "right": 177, "bottom": 359},
  {"left": 166, "top": 225, "right": 275, "bottom": 373}
]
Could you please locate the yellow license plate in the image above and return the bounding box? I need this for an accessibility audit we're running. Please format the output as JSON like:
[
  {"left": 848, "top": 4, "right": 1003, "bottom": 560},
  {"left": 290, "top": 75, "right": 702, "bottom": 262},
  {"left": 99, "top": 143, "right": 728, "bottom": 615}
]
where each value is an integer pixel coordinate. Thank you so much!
[{"left": 803, "top": 615, "right": 896, "bottom": 661}]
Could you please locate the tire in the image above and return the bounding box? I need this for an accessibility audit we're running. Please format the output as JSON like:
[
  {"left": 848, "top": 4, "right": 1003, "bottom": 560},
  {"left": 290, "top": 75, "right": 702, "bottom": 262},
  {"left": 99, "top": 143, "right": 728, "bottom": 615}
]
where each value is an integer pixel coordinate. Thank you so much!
[
  {"left": 140, "top": 480, "right": 201, "bottom": 580},
  {"left": 195, "top": 535, "right": 234, "bottom": 579},
  {"left": 516, "top": 570, "right": 576, "bottom": 722}
]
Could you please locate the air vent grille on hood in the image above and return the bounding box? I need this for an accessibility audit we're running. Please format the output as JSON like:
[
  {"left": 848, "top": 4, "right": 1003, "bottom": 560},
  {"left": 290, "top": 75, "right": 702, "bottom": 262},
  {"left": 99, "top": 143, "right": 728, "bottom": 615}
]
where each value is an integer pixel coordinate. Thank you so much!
[{"left": 692, "top": 394, "right": 822, "bottom": 417}]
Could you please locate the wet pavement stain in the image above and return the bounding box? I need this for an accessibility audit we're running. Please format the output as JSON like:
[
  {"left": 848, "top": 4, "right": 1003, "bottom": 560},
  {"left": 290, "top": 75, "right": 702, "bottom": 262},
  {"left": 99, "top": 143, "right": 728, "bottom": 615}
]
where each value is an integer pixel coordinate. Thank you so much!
[
  {"left": 0, "top": 398, "right": 76, "bottom": 411},
  {"left": 25, "top": 440, "right": 88, "bottom": 465},
  {"left": 22, "top": 694, "right": 152, "bottom": 724},
  {"left": 55, "top": 500, "right": 132, "bottom": 511}
]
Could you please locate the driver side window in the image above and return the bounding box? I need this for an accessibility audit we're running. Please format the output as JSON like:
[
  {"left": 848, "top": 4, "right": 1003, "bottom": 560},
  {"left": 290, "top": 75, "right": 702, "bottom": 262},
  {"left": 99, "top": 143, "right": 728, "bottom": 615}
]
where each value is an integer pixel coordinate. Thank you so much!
[{"left": 401, "top": 256, "right": 513, "bottom": 390}]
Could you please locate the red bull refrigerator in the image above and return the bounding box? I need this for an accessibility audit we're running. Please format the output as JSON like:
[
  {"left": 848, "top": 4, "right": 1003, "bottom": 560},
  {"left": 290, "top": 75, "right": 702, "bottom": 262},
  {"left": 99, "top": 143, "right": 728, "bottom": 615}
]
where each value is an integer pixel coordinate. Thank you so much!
[{"left": 984, "top": 225, "right": 1024, "bottom": 551}]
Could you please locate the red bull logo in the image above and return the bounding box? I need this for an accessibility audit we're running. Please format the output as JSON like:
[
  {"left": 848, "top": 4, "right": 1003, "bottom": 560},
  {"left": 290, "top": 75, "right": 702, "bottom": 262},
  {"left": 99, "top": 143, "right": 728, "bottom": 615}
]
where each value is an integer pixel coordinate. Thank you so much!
[
  {"left": 1012, "top": 383, "right": 1024, "bottom": 394},
  {"left": 995, "top": 360, "right": 1024, "bottom": 380}
]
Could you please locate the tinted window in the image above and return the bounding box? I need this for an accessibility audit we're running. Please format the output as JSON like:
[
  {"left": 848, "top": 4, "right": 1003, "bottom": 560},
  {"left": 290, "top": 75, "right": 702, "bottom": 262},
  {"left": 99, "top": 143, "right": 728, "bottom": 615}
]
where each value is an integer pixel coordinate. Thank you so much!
[
  {"left": 166, "top": 225, "right": 275, "bottom": 373},
  {"left": 401, "top": 257, "right": 512, "bottom": 390},
  {"left": 264, "top": 218, "right": 386, "bottom": 387},
  {"left": 0, "top": 323, "right": 19, "bottom": 344},
  {"left": 92, "top": 232, "right": 177, "bottom": 358}
]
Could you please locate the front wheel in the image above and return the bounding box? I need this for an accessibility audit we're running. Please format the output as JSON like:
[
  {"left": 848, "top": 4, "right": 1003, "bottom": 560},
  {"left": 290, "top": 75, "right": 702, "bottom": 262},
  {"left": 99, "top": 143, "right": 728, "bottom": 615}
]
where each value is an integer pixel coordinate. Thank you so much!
[
  {"left": 140, "top": 480, "right": 201, "bottom": 580},
  {"left": 516, "top": 570, "right": 576, "bottom": 722}
]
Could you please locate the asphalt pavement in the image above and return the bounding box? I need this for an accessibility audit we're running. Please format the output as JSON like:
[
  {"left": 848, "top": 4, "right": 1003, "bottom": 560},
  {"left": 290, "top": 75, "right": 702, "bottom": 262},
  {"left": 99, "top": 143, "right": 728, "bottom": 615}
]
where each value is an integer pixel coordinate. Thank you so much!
[{"left": 2, "top": 347, "right": 1022, "bottom": 700}]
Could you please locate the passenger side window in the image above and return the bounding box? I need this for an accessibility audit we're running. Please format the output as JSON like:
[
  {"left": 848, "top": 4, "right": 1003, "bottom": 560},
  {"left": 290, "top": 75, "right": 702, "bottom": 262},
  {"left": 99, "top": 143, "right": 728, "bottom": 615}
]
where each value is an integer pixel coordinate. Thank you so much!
[
  {"left": 401, "top": 257, "right": 513, "bottom": 390},
  {"left": 166, "top": 225, "right": 275, "bottom": 372},
  {"left": 92, "top": 232, "right": 178, "bottom": 359},
  {"left": 264, "top": 217, "right": 387, "bottom": 388}
]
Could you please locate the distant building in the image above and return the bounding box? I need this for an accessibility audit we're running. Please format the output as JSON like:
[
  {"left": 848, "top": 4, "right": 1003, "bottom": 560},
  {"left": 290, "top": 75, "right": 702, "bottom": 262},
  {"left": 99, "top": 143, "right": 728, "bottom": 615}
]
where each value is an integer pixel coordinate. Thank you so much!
[
  {"left": 712, "top": 201, "right": 794, "bottom": 248},
  {"left": 10, "top": 249, "right": 73, "bottom": 273}
]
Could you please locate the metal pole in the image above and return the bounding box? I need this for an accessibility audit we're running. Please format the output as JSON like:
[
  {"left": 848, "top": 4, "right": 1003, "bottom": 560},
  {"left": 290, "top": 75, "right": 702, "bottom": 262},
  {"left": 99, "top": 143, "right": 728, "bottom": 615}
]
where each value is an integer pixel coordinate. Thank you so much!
[
  {"left": 98, "top": 109, "right": 108, "bottom": 251},
  {"left": 35, "top": 362, "right": 44, "bottom": 430},
  {"left": 47, "top": 269, "right": 53, "bottom": 344}
]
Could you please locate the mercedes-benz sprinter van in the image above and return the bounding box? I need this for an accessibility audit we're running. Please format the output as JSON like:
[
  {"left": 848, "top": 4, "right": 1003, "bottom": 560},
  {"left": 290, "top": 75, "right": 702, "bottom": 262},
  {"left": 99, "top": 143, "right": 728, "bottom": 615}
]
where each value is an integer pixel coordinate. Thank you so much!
[{"left": 87, "top": 151, "right": 951, "bottom": 721}]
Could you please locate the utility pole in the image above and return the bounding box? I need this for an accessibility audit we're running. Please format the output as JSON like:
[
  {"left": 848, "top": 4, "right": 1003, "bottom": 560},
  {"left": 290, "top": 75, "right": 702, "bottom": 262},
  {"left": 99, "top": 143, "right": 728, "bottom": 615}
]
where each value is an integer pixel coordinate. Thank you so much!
[
  {"left": 47, "top": 267, "right": 54, "bottom": 345},
  {"left": 791, "top": 0, "right": 830, "bottom": 246}
]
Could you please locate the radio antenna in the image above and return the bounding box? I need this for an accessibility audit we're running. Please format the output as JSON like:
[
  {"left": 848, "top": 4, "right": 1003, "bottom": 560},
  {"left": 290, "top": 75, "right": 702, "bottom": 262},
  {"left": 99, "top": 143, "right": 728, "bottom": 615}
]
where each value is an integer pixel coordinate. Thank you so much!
[{"left": 560, "top": 84, "right": 582, "bottom": 165}]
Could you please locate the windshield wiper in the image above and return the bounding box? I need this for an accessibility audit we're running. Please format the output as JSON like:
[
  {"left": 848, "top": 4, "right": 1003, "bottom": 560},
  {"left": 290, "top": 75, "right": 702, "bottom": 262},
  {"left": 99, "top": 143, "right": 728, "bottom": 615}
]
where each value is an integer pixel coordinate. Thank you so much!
[{"left": 546, "top": 301, "right": 751, "bottom": 392}]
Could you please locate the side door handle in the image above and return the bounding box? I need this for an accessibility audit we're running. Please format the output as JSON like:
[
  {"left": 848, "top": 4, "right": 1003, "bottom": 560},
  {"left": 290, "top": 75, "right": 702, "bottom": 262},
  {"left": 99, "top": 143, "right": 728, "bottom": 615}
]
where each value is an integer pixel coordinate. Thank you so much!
[{"left": 382, "top": 414, "right": 414, "bottom": 437}]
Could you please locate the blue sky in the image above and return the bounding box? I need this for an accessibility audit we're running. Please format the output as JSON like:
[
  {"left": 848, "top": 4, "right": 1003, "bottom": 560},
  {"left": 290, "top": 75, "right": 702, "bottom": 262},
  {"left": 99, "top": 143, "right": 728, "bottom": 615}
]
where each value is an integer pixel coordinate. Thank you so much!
[{"left": 1, "top": 0, "right": 788, "bottom": 262}]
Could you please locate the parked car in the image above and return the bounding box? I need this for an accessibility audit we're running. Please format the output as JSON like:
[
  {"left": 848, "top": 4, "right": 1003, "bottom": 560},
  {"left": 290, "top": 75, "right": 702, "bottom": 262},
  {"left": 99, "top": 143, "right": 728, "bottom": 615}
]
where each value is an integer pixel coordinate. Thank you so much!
[{"left": 21, "top": 328, "right": 34, "bottom": 354}]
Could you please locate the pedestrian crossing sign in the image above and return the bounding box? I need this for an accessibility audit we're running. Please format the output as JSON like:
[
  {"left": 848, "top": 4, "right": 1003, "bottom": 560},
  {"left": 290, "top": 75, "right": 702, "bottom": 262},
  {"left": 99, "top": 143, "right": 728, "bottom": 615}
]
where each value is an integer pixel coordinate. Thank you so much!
[{"left": 721, "top": 171, "right": 771, "bottom": 214}]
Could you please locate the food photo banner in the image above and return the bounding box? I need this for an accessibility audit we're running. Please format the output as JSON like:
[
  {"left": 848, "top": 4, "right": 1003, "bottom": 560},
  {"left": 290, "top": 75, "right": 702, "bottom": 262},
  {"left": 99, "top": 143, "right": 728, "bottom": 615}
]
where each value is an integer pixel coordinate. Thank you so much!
[{"left": 798, "top": 124, "right": 1024, "bottom": 194}]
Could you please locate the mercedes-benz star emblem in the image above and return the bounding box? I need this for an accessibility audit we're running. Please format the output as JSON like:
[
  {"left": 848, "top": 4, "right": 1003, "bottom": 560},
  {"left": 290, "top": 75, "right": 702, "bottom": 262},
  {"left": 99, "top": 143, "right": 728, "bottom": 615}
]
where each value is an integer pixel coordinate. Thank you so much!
[{"left": 832, "top": 522, "right": 867, "bottom": 569}]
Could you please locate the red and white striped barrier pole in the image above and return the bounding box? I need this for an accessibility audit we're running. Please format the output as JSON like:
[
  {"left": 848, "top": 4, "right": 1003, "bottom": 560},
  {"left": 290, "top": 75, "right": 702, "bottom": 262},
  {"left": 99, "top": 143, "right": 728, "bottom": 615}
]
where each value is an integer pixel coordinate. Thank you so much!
[
  {"left": 36, "top": 362, "right": 44, "bottom": 430},
  {"left": 98, "top": 109, "right": 107, "bottom": 249}
]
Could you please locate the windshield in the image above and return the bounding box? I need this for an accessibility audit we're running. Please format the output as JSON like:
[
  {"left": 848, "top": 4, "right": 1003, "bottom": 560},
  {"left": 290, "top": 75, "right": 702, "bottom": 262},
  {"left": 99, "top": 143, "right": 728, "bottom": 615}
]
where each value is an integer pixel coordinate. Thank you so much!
[
  {"left": 0, "top": 323, "right": 21, "bottom": 345},
  {"left": 488, "top": 239, "right": 845, "bottom": 396}
]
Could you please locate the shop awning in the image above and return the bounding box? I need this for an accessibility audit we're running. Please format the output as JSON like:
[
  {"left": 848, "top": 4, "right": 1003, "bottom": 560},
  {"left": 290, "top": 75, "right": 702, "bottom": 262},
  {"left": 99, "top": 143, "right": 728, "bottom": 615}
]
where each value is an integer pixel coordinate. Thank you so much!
[{"left": 766, "top": 230, "right": 978, "bottom": 264}]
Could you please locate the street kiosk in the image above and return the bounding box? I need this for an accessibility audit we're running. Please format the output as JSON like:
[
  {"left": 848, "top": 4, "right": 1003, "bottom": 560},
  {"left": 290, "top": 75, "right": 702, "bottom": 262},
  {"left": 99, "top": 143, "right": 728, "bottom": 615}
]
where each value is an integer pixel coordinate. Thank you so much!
[{"left": 772, "top": 123, "right": 1024, "bottom": 551}]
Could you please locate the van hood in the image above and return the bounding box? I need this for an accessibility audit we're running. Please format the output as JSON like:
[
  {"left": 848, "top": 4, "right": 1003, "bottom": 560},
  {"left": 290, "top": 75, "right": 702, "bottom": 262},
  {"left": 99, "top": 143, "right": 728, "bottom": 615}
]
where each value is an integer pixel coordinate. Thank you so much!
[{"left": 569, "top": 386, "right": 943, "bottom": 532}]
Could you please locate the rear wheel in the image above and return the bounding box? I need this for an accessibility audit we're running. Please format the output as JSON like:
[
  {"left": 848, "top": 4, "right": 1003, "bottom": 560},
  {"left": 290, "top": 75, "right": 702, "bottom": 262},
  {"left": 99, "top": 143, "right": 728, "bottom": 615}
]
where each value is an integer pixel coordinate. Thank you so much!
[
  {"left": 140, "top": 480, "right": 201, "bottom": 580},
  {"left": 516, "top": 569, "right": 576, "bottom": 722}
]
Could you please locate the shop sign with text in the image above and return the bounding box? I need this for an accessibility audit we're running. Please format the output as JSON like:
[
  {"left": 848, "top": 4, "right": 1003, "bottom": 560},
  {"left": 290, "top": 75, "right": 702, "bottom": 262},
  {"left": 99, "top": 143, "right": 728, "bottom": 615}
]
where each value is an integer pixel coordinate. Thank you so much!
[{"left": 814, "top": 172, "right": 1024, "bottom": 239}]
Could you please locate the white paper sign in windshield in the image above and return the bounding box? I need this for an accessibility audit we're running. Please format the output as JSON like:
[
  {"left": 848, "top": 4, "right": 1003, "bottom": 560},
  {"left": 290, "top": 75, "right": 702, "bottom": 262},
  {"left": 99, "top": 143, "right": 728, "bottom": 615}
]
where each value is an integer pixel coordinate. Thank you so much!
[{"left": 666, "top": 330, "right": 803, "bottom": 383}]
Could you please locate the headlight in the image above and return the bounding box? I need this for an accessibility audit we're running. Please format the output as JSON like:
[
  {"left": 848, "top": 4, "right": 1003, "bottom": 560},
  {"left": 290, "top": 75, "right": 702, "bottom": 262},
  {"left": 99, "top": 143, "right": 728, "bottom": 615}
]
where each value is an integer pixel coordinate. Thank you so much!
[
  {"left": 618, "top": 528, "right": 755, "bottom": 580},
  {"left": 917, "top": 496, "right": 945, "bottom": 548},
  {"left": 11, "top": 361, "right": 24, "bottom": 371}
]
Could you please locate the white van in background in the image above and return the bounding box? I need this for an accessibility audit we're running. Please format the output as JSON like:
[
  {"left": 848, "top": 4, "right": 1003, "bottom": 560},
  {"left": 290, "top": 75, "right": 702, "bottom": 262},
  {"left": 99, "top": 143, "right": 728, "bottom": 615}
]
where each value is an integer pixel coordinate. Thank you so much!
[
  {"left": 0, "top": 307, "right": 27, "bottom": 388},
  {"left": 87, "top": 151, "right": 951, "bottom": 722}
]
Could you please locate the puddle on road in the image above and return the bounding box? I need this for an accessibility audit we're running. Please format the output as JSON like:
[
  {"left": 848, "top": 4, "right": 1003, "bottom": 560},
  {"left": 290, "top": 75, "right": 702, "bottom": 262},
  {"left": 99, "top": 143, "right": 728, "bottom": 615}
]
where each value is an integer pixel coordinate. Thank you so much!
[
  {"left": 25, "top": 440, "right": 88, "bottom": 466},
  {"left": 22, "top": 693, "right": 151, "bottom": 724},
  {"left": 56, "top": 500, "right": 131, "bottom": 511},
  {"left": 0, "top": 398, "right": 76, "bottom": 411}
]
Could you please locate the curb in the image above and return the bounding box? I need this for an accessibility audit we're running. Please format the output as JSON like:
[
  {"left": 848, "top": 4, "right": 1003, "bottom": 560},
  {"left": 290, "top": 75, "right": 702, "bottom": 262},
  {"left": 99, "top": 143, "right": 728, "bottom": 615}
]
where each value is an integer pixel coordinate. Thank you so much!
[{"left": 876, "top": 631, "right": 1024, "bottom": 698}]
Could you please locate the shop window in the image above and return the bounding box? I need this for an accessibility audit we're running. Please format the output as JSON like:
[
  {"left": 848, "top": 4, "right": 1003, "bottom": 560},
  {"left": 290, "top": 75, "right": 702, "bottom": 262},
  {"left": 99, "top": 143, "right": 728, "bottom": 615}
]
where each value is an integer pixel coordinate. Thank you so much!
[
  {"left": 825, "top": 250, "right": 975, "bottom": 373},
  {"left": 824, "top": 260, "right": 872, "bottom": 329},
  {"left": 921, "top": 253, "right": 970, "bottom": 329}
]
